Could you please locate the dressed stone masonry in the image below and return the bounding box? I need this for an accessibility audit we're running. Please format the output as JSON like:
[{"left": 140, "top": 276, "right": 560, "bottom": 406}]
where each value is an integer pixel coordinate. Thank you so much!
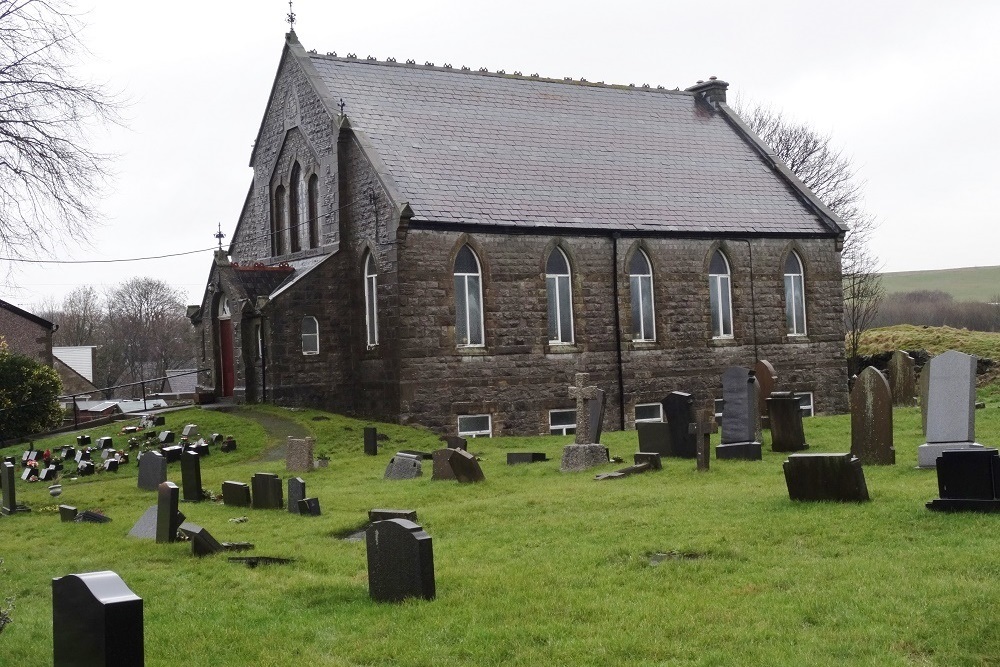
[{"left": 917, "top": 350, "right": 984, "bottom": 468}]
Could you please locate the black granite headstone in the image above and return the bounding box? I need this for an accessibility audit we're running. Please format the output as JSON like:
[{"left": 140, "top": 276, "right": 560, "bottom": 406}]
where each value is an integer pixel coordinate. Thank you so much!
[
  {"left": 366, "top": 519, "right": 435, "bottom": 602},
  {"left": 369, "top": 509, "right": 417, "bottom": 522},
  {"left": 75, "top": 510, "right": 112, "bottom": 524},
  {"left": 586, "top": 389, "right": 607, "bottom": 444},
  {"left": 2, "top": 462, "right": 19, "bottom": 515},
  {"left": 221, "top": 437, "right": 237, "bottom": 452},
  {"left": 782, "top": 453, "right": 869, "bottom": 502},
  {"left": 76, "top": 460, "right": 95, "bottom": 476},
  {"left": 636, "top": 422, "right": 672, "bottom": 458},
  {"left": 59, "top": 505, "right": 79, "bottom": 522},
  {"left": 158, "top": 431, "right": 175, "bottom": 444},
  {"left": 927, "top": 448, "right": 1000, "bottom": 512},
  {"left": 178, "top": 522, "right": 254, "bottom": 557},
  {"left": 441, "top": 435, "right": 468, "bottom": 451},
  {"left": 155, "top": 482, "right": 183, "bottom": 543},
  {"left": 768, "top": 392, "right": 809, "bottom": 452},
  {"left": 160, "top": 445, "right": 182, "bottom": 462},
  {"left": 222, "top": 481, "right": 251, "bottom": 507},
  {"left": 717, "top": 367, "right": 762, "bottom": 460},
  {"left": 297, "top": 497, "right": 321, "bottom": 516},
  {"left": 97, "top": 436, "right": 114, "bottom": 449},
  {"left": 662, "top": 391, "right": 697, "bottom": 458},
  {"left": 251, "top": 473, "right": 283, "bottom": 509},
  {"left": 364, "top": 427, "right": 379, "bottom": 456},
  {"left": 52, "top": 570, "right": 143, "bottom": 666},
  {"left": 102, "top": 459, "right": 119, "bottom": 473},
  {"left": 22, "top": 467, "right": 39, "bottom": 481},
  {"left": 180, "top": 452, "right": 203, "bottom": 502},
  {"left": 287, "top": 477, "right": 306, "bottom": 514},
  {"left": 76, "top": 435, "right": 91, "bottom": 446},
  {"left": 633, "top": 452, "right": 663, "bottom": 470}
]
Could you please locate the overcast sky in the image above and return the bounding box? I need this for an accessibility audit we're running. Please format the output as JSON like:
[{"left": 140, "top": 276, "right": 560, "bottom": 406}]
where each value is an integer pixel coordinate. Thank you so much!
[{"left": 6, "top": 0, "right": 999, "bottom": 311}]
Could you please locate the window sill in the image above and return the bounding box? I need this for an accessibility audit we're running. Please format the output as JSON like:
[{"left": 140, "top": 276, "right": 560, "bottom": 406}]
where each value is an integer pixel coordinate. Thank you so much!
[
  {"left": 708, "top": 337, "right": 738, "bottom": 348},
  {"left": 628, "top": 340, "right": 658, "bottom": 351},
  {"left": 457, "top": 346, "right": 488, "bottom": 356},
  {"left": 544, "top": 344, "right": 580, "bottom": 355},
  {"left": 784, "top": 335, "right": 811, "bottom": 345}
]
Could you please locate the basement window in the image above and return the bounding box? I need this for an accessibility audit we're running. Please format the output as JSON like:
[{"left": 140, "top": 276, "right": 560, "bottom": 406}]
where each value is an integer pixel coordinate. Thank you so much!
[{"left": 457, "top": 414, "right": 492, "bottom": 438}]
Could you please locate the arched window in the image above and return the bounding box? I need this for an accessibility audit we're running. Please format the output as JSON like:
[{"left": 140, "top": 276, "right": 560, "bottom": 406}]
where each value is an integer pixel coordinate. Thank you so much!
[
  {"left": 546, "top": 247, "right": 574, "bottom": 344},
  {"left": 784, "top": 251, "right": 807, "bottom": 335},
  {"left": 271, "top": 186, "right": 286, "bottom": 256},
  {"left": 629, "top": 249, "right": 655, "bottom": 342},
  {"left": 364, "top": 252, "right": 378, "bottom": 347},
  {"left": 308, "top": 174, "right": 320, "bottom": 249},
  {"left": 709, "top": 250, "right": 733, "bottom": 338},
  {"left": 289, "top": 163, "right": 302, "bottom": 253},
  {"left": 301, "top": 316, "right": 319, "bottom": 355},
  {"left": 454, "top": 245, "right": 484, "bottom": 347}
]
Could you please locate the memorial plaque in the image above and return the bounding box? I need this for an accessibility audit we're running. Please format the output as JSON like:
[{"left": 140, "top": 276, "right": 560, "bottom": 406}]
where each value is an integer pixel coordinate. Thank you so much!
[
  {"left": 366, "top": 519, "right": 435, "bottom": 602},
  {"left": 52, "top": 571, "right": 144, "bottom": 666}
]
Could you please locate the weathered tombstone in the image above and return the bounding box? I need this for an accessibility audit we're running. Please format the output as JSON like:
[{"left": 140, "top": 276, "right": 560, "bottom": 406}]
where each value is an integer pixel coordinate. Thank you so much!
[
  {"left": 155, "top": 482, "right": 182, "bottom": 543},
  {"left": 561, "top": 373, "right": 612, "bottom": 472},
  {"left": 636, "top": 422, "right": 672, "bottom": 457},
  {"left": 767, "top": 392, "right": 809, "bottom": 452},
  {"left": 180, "top": 451, "right": 202, "bottom": 502},
  {"left": 927, "top": 448, "right": 1000, "bottom": 512},
  {"left": 431, "top": 449, "right": 457, "bottom": 481},
  {"left": 76, "top": 435, "right": 91, "bottom": 446},
  {"left": 782, "top": 453, "right": 870, "bottom": 502},
  {"left": 59, "top": 505, "right": 79, "bottom": 522},
  {"left": 127, "top": 506, "right": 158, "bottom": 539},
  {"left": 178, "top": 522, "right": 253, "bottom": 557},
  {"left": 850, "top": 367, "right": 895, "bottom": 465},
  {"left": 366, "top": 519, "right": 435, "bottom": 602},
  {"left": 716, "top": 367, "right": 762, "bottom": 460},
  {"left": 286, "top": 436, "right": 315, "bottom": 473},
  {"left": 2, "top": 462, "right": 21, "bottom": 515},
  {"left": 754, "top": 359, "right": 778, "bottom": 428},
  {"left": 364, "top": 427, "right": 379, "bottom": 456},
  {"left": 160, "top": 445, "right": 183, "bottom": 462},
  {"left": 507, "top": 452, "right": 548, "bottom": 465},
  {"left": 158, "top": 430, "right": 175, "bottom": 444},
  {"left": 384, "top": 453, "right": 423, "bottom": 480},
  {"left": 887, "top": 350, "right": 916, "bottom": 406},
  {"left": 919, "top": 366, "right": 930, "bottom": 435},
  {"left": 181, "top": 424, "right": 199, "bottom": 438},
  {"left": 287, "top": 477, "right": 306, "bottom": 514},
  {"left": 446, "top": 449, "right": 485, "bottom": 483},
  {"left": 97, "top": 436, "right": 114, "bottom": 449},
  {"left": 52, "top": 571, "right": 144, "bottom": 666},
  {"left": 137, "top": 451, "right": 167, "bottom": 491},
  {"left": 690, "top": 412, "right": 717, "bottom": 472},
  {"left": 917, "top": 350, "right": 984, "bottom": 468},
  {"left": 633, "top": 452, "right": 662, "bottom": 470},
  {"left": 222, "top": 481, "right": 251, "bottom": 507},
  {"left": 297, "top": 498, "right": 321, "bottom": 516},
  {"left": 251, "top": 472, "right": 283, "bottom": 509},
  {"left": 369, "top": 509, "right": 417, "bottom": 522}
]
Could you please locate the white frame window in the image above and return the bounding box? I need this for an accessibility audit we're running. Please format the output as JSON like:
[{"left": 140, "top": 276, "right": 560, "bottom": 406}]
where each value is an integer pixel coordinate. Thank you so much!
[
  {"left": 457, "top": 414, "right": 492, "bottom": 438},
  {"left": 301, "top": 316, "right": 319, "bottom": 355},
  {"left": 784, "top": 251, "right": 807, "bottom": 336},
  {"left": 709, "top": 250, "right": 733, "bottom": 338},
  {"left": 635, "top": 403, "right": 663, "bottom": 423},
  {"left": 546, "top": 247, "right": 574, "bottom": 345},
  {"left": 549, "top": 409, "right": 577, "bottom": 435},
  {"left": 629, "top": 249, "right": 656, "bottom": 342},
  {"left": 364, "top": 251, "right": 378, "bottom": 348},
  {"left": 795, "top": 392, "right": 814, "bottom": 417},
  {"left": 454, "top": 245, "right": 485, "bottom": 347}
]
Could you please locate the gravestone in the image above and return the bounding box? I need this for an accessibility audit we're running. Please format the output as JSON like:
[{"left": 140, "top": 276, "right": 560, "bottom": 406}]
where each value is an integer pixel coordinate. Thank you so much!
[
  {"left": 927, "top": 448, "right": 1000, "bottom": 512},
  {"left": 97, "top": 436, "right": 114, "bottom": 449},
  {"left": 754, "top": 359, "right": 778, "bottom": 428},
  {"left": 22, "top": 467, "right": 38, "bottom": 481},
  {"left": 221, "top": 437, "right": 237, "bottom": 452},
  {"left": 782, "top": 453, "right": 870, "bottom": 502},
  {"left": 128, "top": 506, "right": 158, "bottom": 539},
  {"left": 384, "top": 453, "right": 423, "bottom": 480},
  {"left": 76, "top": 448, "right": 91, "bottom": 462},
  {"left": 180, "top": 452, "right": 203, "bottom": 502},
  {"left": 366, "top": 519, "right": 435, "bottom": 602},
  {"left": 52, "top": 571, "right": 144, "bottom": 666},
  {"left": 286, "top": 436, "right": 315, "bottom": 473},
  {"left": 917, "top": 350, "right": 984, "bottom": 468},
  {"left": 102, "top": 459, "right": 119, "bottom": 473},
  {"left": 507, "top": 452, "right": 547, "bottom": 465},
  {"left": 38, "top": 466, "right": 57, "bottom": 482},
  {"left": 441, "top": 435, "right": 468, "bottom": 451},
  {"left": 595, "top": 452, "right": 662, "bottom": 480},
  {"left": 59, "top": 505, "right": 79, "bottom": 522},
  {"left": 287, "top": 477, "right": 306, "bottom": 514},
  {"left": 178, "top": 522, "right": 254, "bottom": 557},
  {"left": 211, "top": 433, "right": 223, "bottom": 444},
  {"left": 636, "top": 422, "right": 672, "bottom": 457},
  {"left": 158, "top": 430, "right": 175, "bottom": 444},
  {"left": 160, "top": 445, "right": 183, "bottom": 462},
  {"left": 75, "top": 510, "right": 112, "bottom": 524},
  {"left": 633, "top": 452, "right": 663, "bottom": 470},
  {"left": 297, "top": 498, "right": 321, "bottom": 516},
  {"left": 364, "top": 427, "right": 379, "bottom": 456},
  {"left": 561, "top": 373, "right": 612, "bottom": 471},
  {"left": 61, "top": 446, "right": 76, "bottom": 461},
  {"left": 398, "top": 450, "right": 433, "bottom": 460},
  {"left": 2, "top": 462, "right": 22, "bottom": 515},
  {"left": 919, "top": 366, "right": 930, "bottom": 435},
  {"left": 690, "top": 412, "right": 717, "bottom": 472},
  {"left": 370, "top": 509, "right": 417, "bottom": 522},
  {"left": 716, "top": 367, "right": 762, "bottom": 460},
  {"left": 887, "top": 350, "right": 917, "bottom": 406},
  {"left": 445, "top": 449, "right": 485, "bottom": 483},
  {"left": 431, "top": 449, "right": 457, "bottom": 481},
  {"left": 222, "top": 481, "right": 251, "bottom": 507},
  {"left": 850, "top": 367, "right": 895, "bottom": 465},
  {"left": 155, "top": 482, "right": 183, "bottom": 544},
  {"left": 251, "top": 473, "right": 283, "bottom": 509},
  {"left": 76, "top": 460, "right": 95, "bottom": 476},
  {"left": 137, "top": 451, "right": 167, "bottom": 491},
  {"left": 76, "top": 435, "right": 91, "bottom": 446},
  {"left": 662, "top": 391, "right": 699, "bottom": 457},
  {"left": 182, "top": 424, "right": 198, "bottom": 438},
  {"left": 767, "top": 392, "right": 809, "bottom": 452}
]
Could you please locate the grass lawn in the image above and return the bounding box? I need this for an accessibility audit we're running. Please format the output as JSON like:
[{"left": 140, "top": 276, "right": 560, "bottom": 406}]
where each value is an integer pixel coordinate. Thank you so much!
[{"left": 2, "top": 403, "right": 1000, "bottom": 666}]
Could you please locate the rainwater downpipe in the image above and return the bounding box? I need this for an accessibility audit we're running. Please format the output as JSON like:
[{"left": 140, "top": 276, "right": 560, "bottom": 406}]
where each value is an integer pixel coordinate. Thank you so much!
[{"left": 611, "top": 233, "right": 626, "bottom": 430}]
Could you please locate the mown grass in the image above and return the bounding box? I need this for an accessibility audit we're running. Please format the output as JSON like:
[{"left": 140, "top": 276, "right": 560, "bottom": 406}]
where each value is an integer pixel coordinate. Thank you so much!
[
  {"left": 2, "top": 404, "right": 1000, "bottom": 666},
  {"left": 880, "top": 265, "right": 1000, "bottom": 301}
]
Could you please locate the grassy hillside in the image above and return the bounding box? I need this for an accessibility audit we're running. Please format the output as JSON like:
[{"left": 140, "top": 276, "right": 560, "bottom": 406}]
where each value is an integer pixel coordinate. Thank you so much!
[
  {"left": 3, "top": 405, "right": 1000, "bottom": 665},
  {"left": 858, "top": 324, "right": 1000, "bottom": 361},
  {"left": 880, "top": 265, "right": 1000, "bottom": 301}
]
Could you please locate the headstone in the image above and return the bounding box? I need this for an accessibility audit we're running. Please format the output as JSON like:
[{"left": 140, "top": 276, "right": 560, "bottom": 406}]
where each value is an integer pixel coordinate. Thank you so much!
[
  {"left": 397, "top": 449, "right": 433, "bottom": 460},
  {"left": 633, "top": 452, "right": 662, "bottom": 470},
  {"left": 251, "top": 472, "right": 283, "bottom": 509},
  {"left": 297, "top": 498, "right": 321, "bottom": 516},
  {"left": 917, "top": 350, "right": 984, "bottom": 468},
  {"left": 211, "top": 433, "right": 224, "bottom": 444},
  {"left": 431, "top": 449, "right": 457, "bottom": 481},
  {"left": 507, "top": 452, "right": 548, "bottom": 465},
  {"left": 59, "top": 505, "right": 79, "bottom": 522},
  {"left": 158, "top": 430, "right": 175, "bottom": 444},
  {"left": 38, "top": 466, "right": 57, "bottom": 482},
  {"left": 178, "top": 522, "right": 254, "bottom": 557},
  {"left": 445, "top": 449, "right": 485, "bottom": 483},
  {"left": 160, "top": 445, "right": 182, "bottom": 462},
  {"left": 180, "top": 452, "right": 203, "bottom": 502},
  {"left": 636, "top": 421, "right": 672, "bottom": 458},
  {"left": 155, "top": 482, "right": 183, "bottom": 543},
  {"left": 782, "top": 453, "right": 870, "bottom": 502},
  {"left": 850, "top": 367, "right": 895, "bottom": 465},
  {"left": 76, "top": 460, "right": 95, "bottom": 476},
  {"left": 52, "top": 571, "right": 144, "bottom": 666},
  {"left": 286, "top": 436, "right": 315, "bottom": 473},
  {"left": 919, "top": 366, "right": 930, "bottom": 435},
  {"left": 128, "top": 506, "right": 158, "bottom": 539},
  {"left": 716, "top": 367, "right": 762, "bottom": 460},
  {"left": 22, "top": 467, "right": 39, "bottom": 481},
  {"left": 61, "top": 446, "right": 76, "bottom": 461},
  {"left": 182, "top": 424, "right": 198, "bottom": 438},
  {"left": 561, "top": 373, "right": 611, "bottom": 471},
  {"left": 222, "top": 481, "right": 251, "bottom": 507},
  {"left": 2, "top": 463, "right": 22, "bottom": 515},
  {"left": 76, "top": 435, "right": 91, "bottom": 446},
  {"left": 102, "top": 459, "right": 119, "bottom": 473},
  {"left": 97, "top": 436, "right": 114, "bottom": 449},
  {"left": 137, "top": 451, "right": 167, "bottom": 491},
  {"left": 754, "top": 360, "right": 778, "bottom": 428},
  {"left": 927, "top": 448, "right": 1000, "bottom": 512},
  {"left": 187, "top": 441, "right": 209, "bottom": 457},
  {"left": 364, "top": 427, "right": 379, "bottom": 456},
  {"left": 690, "top": 412, "right": 717, "bottom": 472},
  {"left": 595, "top": 453, "right": 663, "bottom": 480},
  {"left": 767, "top": 392, "right": 809, "bottom": 452},
  {"left": 887, "top": 350, "right": 916, "bottom": 406},
  {"left": 384, "top": 453, "right": 423, "bottom": 480},
  {"left": 287, "top": 477, "right": 306, "bottom": 514},
  {"left": 76, "top": 448, "right": 91, "bottom": 462},
  {"left": 366, "top": 519, "right": 435, "bottom": 602},
  {"left": 369, "top": 509, "right": 417, "bottom": 522},
  {"left": 221, "top": 437, "right": 237, "bottom": 452},
  {"left": 441, "top": 435, "right": 467, "bottom": 451}
]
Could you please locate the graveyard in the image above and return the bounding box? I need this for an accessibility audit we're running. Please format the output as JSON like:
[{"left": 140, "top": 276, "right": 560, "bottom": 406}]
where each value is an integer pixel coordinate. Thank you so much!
[{"left": 2, "top": 394, "right": 1000, "bottom": 665}]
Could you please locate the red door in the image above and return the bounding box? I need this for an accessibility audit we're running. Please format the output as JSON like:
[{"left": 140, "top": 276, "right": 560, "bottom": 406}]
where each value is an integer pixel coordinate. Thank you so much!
[{"left": 219, "top": 319, "right": 235, "bottom": 397}]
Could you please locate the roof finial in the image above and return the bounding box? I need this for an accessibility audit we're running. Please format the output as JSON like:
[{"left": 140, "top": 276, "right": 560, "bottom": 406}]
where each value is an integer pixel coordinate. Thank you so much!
[
  {"left": 214, "top": 222, "right": 226, "bottom": 250},
  {"left": 286, "top": 0, "right": 296, "bottom": 32},
  {"left": 338, "top": 98, "right": 346, "bottom": 114}
]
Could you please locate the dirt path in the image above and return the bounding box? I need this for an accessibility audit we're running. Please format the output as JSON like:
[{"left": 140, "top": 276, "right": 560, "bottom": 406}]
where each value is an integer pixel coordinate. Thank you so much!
[{"left": 230, "top": 408, "right": 311, "bottom": 461}]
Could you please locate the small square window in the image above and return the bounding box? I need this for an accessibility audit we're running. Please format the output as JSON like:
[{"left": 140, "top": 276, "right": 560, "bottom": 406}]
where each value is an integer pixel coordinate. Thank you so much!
[
  {"left": 549, "top": 409, "right": 576, "bottom": 435},
  {"left": 794, "top": 392, "right": 814, "bottom": 417},
  {"left": 635, "top": 403, "right": 663, "bottom": 423},
  {"left": 457, "top": 414, "right": 492, "bottom": 438}
]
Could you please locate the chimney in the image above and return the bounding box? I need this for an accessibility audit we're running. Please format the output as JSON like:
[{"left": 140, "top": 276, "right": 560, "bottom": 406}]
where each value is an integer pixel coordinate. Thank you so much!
[{"left": 685, "top": 76, "right": 729, "bottom": 109}]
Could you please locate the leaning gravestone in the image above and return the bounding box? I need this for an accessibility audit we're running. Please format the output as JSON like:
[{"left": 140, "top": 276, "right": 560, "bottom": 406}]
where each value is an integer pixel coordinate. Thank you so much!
[
  {"left": 384, "top": 453, "right": 423, "bottom": 480},
  {"left": 128, "top": 506, "right": 159, "bottom": 539},
  {"left": 287, "top": 477, "right": 306, "bottom": 515},
  {"left": 716, "top": 367, "right": 762, "bottom": 460},
  {"left": 431, "top": 449, "right": 457, "bottom": 481},
  {"left": 137, "top": 451, "right": 167, "bottom": 491},
  {"left": 158, "top": 431, "right": 175, "bottom": 444},
  {"left": 927, "top": 448, "right": 1000, "bottom": 512},
  {"left": 298, "top": 498, "right": 321, "bottom": 516},
  {"left": 366, "top": 519, "right": 435, "bottom": 602},
  {"left": 783, "top": 453, "right": 870, "bottom": 502},
  {"left": 443, "top": 449, "right": 485, "bottom": 483},
  {"left": 156, "top": 482, "right": 183, "bottom": 544},
  {"left": 560, "top": 373, "right": 611, "bottom": 472},
  {"left": 887, "top": 350, "right": 917, "bottom": 407},
  {"left": 251, "top": 473, "right": 283, "bottom": 509},
  {"left": 52, "top": 570, "right": 143, "bottom": 666},
  {"left": 97, "top": 436, "right": 114, "bottom": 449},
  {"left": 754, "top": 359, "right": 778, "bottom": 429},
  {"left": 180, "top": 451, "right": 203, "bottom": 502},
  {"left": 850, "top": 367, "right": 895, "bottom": 465},
  {"left": 179, "top": 522, "right": 253, "bottom": 557},
  {"left": 286, "top": 436, "right": 315, "bottom": 473},
  {"left": 917, "top": 350, "right": 984, "bottom": 468},
  {"left": 222, "top": 481, "right": 251, "bottom": 507},
  {"left": 662, "top": 391, "right": 697, "bottom": 458},
  {"left": 767, "top": 392, "right": 809, "bottom": 452}
]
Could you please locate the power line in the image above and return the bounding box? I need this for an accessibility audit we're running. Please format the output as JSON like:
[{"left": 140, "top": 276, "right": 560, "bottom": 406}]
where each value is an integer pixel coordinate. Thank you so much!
[{"left": 1, "top": 247, "right": 218, "bottom": 265}]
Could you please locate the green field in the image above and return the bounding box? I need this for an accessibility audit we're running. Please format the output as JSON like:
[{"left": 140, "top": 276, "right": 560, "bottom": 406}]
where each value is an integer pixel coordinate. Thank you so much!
[
  {"left": 880, "top": 265, "right": 1000, "bottom": 301},
  {"left": 3, "top": 401, "right": 1000, "bottom": 666}
]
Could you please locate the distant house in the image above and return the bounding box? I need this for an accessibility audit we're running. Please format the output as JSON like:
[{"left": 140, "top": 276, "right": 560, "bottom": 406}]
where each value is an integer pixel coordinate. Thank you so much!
[
  {"left": 67, "top": 399, "right": 169, "bottom": 423},
  {"left": 53, "top": 346, "right": 99, "bottom": 398},
  {"left": 0, "top": 298, "right": 56, "bottom": 365}
]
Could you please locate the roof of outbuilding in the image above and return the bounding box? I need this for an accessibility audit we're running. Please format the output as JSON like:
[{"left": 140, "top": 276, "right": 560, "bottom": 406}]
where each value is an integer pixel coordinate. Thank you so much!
[{"left": 304, "top": 51, "right": 839, "bottom": 236}]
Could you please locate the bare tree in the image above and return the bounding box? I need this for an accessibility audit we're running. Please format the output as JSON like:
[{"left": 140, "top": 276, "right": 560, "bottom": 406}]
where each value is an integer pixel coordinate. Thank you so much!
[
  {"left": 51, "top": 285, "right": 102, "bottom": 345},
  {"left": 0, "top": 0, "right": 119, "bottom": 260}
]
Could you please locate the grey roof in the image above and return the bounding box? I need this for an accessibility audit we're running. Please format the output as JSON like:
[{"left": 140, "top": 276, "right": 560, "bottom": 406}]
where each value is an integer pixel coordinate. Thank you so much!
[{"left": 307, "top": 55, "right": 835, "bottom": 236}]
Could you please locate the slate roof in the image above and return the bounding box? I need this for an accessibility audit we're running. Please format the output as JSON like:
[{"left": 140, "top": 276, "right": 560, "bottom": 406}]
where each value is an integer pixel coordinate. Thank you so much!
[
  {"left": 232, "top": 263, "right": 296, "bottom": 301},
  {"left": 306, "top": 54, "right": 837, "bottom": 236}
]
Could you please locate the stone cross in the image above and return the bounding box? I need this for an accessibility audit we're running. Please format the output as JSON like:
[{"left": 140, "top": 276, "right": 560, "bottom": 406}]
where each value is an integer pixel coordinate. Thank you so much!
[
  {"left": 568, "top": 372, "right": 600, "bottom": 445},
  {"left": 689, "top": 412, "right": 718, "bottom": 472}
]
